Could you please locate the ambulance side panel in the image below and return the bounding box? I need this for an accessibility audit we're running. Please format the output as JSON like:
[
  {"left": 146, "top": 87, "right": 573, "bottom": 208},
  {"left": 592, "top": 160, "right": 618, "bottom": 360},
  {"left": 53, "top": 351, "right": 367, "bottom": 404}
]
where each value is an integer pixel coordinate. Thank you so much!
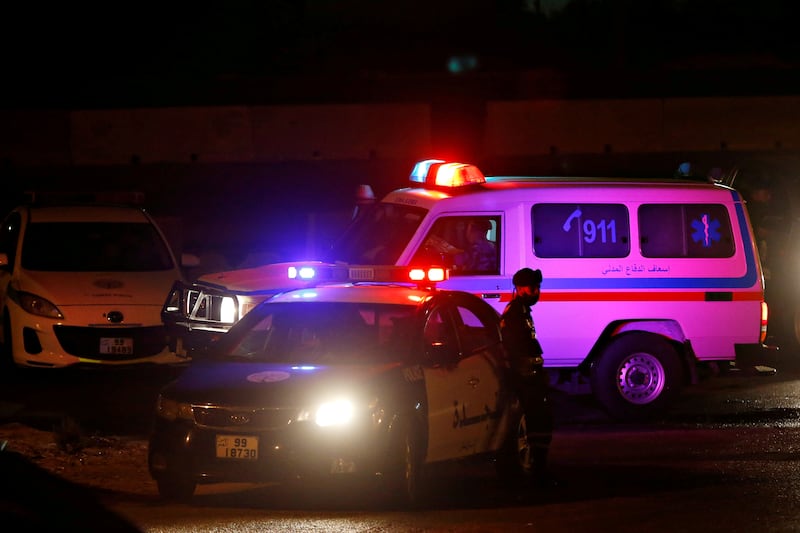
[{"left": 395, "top": 183, "right": 764, "bottom": 370}]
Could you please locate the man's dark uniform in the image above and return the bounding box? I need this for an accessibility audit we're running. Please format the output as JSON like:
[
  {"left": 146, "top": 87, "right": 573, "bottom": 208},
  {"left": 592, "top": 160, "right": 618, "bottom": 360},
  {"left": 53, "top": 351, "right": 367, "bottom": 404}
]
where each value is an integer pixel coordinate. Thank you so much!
[{"left": 500, "top": 268, "right": 553, "bottom": 480}]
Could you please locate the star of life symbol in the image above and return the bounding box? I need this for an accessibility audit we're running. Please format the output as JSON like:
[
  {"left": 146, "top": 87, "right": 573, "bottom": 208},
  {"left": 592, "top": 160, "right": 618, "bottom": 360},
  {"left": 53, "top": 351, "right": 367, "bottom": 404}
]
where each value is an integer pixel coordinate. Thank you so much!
[{"left": 690, "top": 214, "right": 721, "bottom": 248}]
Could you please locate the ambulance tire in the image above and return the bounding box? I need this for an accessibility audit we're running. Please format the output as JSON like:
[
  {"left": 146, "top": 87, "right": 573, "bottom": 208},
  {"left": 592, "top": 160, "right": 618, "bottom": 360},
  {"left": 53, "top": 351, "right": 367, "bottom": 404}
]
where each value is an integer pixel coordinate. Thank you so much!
[
  {"left": 592, "top": 332, "right": 684, "bottom": 421},
  {"left": 384, "top": 418, "right": 423, "bottom": 509},
  {"left": 494, "top": 410, "right": 533, "bottom": 487}
]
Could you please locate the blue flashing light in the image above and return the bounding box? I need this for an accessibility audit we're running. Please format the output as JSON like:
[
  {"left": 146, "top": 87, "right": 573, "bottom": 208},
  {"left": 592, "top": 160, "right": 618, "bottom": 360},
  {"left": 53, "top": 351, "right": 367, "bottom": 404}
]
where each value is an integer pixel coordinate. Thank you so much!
[
  {"left": 288, "top": 266, "right": 317, "bottom": 280},
  {"left": 410, "top": 159, "right": 444, "bottom": 183}
]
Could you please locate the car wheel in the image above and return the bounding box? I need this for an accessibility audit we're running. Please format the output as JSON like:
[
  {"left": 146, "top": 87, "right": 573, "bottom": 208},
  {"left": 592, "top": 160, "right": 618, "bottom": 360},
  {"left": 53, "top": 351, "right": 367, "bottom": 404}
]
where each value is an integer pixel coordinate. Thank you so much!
[
  {"left": 155, "top": 475, "right": 196, "bottom": 502},
  {"left": 494, "top": 410, "right": 533, "bottom": 487},
  {"left": 383, "top": 419, "right": 422, "bottom": 508},
  {"left": 591, "top": 332, "right": 684, "bottom": 421}
]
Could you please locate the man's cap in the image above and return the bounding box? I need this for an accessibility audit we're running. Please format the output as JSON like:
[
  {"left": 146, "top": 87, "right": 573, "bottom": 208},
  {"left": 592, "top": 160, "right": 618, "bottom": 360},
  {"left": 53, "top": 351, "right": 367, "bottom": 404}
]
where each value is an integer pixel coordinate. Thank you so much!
[{"left": 512, "top": 267, "right": 542, "bottom": 287}]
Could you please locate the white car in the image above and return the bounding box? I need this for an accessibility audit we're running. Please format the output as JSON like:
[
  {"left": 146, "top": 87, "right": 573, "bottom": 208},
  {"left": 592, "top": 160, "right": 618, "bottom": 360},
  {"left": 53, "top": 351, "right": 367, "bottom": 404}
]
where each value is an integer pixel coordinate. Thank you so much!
[{"left": 0, "top": 197, "right": 197, "bottom": 369}]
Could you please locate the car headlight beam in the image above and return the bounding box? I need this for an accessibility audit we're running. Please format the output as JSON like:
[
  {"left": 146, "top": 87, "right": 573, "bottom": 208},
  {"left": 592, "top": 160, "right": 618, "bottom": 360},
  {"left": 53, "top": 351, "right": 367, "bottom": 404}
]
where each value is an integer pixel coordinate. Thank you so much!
[
  {"left": 315, "top": 399, "right": 355, "bottom": 427},
  {"left": 220, "top": 296, "right": 236, "bottom": 324}
]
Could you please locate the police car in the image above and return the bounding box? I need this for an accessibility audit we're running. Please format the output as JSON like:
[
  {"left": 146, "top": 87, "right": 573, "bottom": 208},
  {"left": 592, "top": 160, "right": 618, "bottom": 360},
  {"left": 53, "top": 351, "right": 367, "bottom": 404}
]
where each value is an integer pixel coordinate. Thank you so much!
[
  {"left": 164, "top": 159, "right": 769, "bottom": 421},
  {"left": 149, "top": 266, "right": 530, "bottom": 504}
]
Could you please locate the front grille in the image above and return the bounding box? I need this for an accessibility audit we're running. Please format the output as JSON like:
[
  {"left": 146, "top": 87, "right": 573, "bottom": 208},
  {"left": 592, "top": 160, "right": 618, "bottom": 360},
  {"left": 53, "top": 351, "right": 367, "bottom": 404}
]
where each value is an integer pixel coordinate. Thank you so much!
[
  {"left": 53, "top": 325, "right": 167, "bottom": 360},
  {"left": 193, "top": 406, "right": 296, "bottom": 431}
]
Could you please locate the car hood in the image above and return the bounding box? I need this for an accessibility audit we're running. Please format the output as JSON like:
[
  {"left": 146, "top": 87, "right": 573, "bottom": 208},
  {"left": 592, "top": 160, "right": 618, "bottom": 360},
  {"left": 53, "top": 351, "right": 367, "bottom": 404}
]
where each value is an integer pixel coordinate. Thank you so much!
[
  {"left": 18, "top": 270, "right": 180, "bottom": 306},
  {"left": 194, "top": 261, "right": 331, "bottom": 294},
  {"left": 164, "top": 360, "right": 403, "bottom": 407}
]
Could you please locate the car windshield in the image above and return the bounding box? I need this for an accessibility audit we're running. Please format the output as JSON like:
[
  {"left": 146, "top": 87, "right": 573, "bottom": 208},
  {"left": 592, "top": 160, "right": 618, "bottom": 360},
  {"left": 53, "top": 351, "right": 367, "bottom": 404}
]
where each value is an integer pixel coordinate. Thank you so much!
[
  {"left": 223, "top": 301, "right": 419, "bottom": 364},
  {"left": 21, "top": 222, "right": 175, "bottom": 272},
  {"left": 325, "top": 203, "right": 427, "bottom": 264}
]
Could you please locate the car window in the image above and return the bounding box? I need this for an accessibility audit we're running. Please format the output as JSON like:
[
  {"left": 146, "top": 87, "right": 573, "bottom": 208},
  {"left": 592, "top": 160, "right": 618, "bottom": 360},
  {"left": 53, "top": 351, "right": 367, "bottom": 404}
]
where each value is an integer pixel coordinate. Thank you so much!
[
  {"left": 412, "top": 215, "right": 501, "bottom": 275},
  {"left": 423, "top": 306, "right": 460, "bottom": 365},
  {"left": 327, "top": 203, "right": 427, "bottom": 265},
  {"left": 454, "top": 304, "right": 498, "bottom": 355},
  {"left": 20, "top": 222, "right": 175, "bottom": 272},
  {"left": 226, "top": 302, "right": 417, "bottom": 364}
]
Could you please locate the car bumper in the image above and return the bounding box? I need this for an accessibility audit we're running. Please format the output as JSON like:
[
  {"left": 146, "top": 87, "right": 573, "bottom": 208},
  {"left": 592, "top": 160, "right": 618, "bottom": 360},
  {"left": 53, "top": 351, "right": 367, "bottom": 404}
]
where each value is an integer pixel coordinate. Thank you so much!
[{"left": 148, "top": 417, "right": 390, "bottom": 486}]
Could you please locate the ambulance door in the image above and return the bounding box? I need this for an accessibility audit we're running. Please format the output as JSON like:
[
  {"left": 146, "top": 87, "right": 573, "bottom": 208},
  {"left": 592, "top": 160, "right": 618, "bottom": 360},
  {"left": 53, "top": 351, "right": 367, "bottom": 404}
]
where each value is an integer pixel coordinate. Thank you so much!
[{"left": 423, "top": 301, "right": 504, "bottom": 462}]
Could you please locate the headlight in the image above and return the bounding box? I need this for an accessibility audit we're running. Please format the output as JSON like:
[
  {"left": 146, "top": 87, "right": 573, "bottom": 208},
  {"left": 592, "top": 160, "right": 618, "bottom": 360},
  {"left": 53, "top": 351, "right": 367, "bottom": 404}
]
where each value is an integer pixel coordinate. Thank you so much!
[
  {"left": 220, "top": 297, "right": 236, "bottom": 324},
  {"left": 15, "top": 291, "right": 63, "bottom": 319},
  {"left": 156, "top": 396, "right": 193, "bottom": 422},
  {"left": 313, "top": 399, "right": 355, "bottom": 427}
]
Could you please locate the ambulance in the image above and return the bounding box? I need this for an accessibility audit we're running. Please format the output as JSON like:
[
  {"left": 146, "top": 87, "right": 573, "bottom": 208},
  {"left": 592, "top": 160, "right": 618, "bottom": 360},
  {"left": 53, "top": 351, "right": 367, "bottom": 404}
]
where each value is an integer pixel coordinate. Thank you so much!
[{"left": 164, "top": 160, "right": 770, "bottom": 420}]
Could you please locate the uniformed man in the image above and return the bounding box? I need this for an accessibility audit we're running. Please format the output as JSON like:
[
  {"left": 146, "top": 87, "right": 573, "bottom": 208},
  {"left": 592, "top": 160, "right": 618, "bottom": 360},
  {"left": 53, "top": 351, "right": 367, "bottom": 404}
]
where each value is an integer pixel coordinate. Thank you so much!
[{"left": 500, "top": 267, "right": 554, "bottom": 486}]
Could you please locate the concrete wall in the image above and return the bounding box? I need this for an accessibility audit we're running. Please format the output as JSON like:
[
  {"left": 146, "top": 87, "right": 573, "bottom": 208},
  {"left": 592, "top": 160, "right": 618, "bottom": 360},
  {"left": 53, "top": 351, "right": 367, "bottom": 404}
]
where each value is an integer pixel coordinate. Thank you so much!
[
  {"left": 67, "top": 103, "right": 432, "bottom": 166},
  {"left": 3, "top": 96, "right": 799, "bottom": 168},
  {"left": 485, "top": 96, "right": 800, "bottom": 157}
]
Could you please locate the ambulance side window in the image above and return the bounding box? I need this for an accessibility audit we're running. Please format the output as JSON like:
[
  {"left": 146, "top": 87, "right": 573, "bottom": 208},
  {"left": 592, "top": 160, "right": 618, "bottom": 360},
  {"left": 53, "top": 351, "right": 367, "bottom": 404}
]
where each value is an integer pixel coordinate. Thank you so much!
[
  {"left": 639, "top": 204, "right": 735, "bottom": 258},
  {"left": 532, "top": 204, "right": 630, "bottom": 258},
  {"left": 412, "top": 216, "right": 500, "bottom": 275}
]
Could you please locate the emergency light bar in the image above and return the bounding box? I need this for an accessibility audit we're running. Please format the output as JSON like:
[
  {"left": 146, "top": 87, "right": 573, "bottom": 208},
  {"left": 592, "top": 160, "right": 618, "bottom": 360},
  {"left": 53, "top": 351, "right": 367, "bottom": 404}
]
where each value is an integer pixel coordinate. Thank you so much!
[
  {"left": 288, "top": 264, "right": 448, "bottom": 286},
  {"left": 409, "top": 159, "right": 486, "bottom": 187}
]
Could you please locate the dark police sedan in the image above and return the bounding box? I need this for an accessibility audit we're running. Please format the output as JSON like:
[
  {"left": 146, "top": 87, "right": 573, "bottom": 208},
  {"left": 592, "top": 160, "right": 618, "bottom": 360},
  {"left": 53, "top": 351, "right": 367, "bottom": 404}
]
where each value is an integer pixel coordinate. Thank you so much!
[{"left": 148, "top": 266, "right": 532, "bottom": 506}]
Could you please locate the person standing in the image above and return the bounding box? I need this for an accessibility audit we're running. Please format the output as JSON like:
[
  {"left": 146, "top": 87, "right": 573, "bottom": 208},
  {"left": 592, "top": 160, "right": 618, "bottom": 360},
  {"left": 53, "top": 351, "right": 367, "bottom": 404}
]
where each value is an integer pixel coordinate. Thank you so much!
[{"left": 500, "top": 267, "right": 554, "bottom": 487}]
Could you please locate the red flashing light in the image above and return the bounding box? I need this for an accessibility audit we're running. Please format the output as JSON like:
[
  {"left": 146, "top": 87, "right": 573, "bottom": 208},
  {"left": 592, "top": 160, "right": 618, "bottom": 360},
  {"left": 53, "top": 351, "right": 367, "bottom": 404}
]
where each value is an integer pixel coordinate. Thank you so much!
[
  {"left": 433, "top": 163, "right": 485, "bottom": 187},
  {"left": 409, "top": 267, "right": 447, "bottom": 283}
]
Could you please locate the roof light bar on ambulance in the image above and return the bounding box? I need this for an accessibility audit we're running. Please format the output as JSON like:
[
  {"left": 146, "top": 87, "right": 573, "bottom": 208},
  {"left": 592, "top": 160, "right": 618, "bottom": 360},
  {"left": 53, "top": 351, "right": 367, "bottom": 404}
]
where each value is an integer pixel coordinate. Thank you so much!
[{"left": 408, "top": 159, "right": 486, "bottom": 187}]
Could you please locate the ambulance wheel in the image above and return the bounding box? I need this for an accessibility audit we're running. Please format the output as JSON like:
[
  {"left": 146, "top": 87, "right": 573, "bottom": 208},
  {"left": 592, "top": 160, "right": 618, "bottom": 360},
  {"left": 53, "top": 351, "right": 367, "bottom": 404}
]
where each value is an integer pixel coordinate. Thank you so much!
[
  {"left": 384, "top": 419, "right": 422, "bottom": 508},
  {"left": 592, "top": 332, "right": 684, "bottom": 421},
  {"left": 495, "top": 411, "right": 533, "bottom": 487},
  {"left": 156, "top": 474, "right": 196, "bottom": 502}
]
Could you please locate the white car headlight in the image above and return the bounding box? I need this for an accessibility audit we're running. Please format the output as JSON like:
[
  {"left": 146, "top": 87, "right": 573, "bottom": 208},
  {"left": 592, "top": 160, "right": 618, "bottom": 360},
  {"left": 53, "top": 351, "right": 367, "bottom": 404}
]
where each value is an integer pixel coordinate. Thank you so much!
[
  {"left": 156, "top": 396, "right": 193, "bottom": 422},
  {"left": 220, "top": 296, "right": 237, "bottom": 324},
  {"left": 314, "top": 399, "right": 355, "bottom": 427},
  {"left": 16, "top": 291, "right": 63, "bottom": 319}
]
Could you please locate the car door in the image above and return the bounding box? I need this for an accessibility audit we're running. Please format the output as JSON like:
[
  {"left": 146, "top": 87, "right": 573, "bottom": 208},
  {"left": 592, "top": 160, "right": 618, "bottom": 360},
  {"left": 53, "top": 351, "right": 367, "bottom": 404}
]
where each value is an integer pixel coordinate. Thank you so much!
[
  {"left": 450, "top": 295, "right": 508, "bottom": 453},
  {"left": 422, "top": 295, "right": 506, "bottom": 463}
]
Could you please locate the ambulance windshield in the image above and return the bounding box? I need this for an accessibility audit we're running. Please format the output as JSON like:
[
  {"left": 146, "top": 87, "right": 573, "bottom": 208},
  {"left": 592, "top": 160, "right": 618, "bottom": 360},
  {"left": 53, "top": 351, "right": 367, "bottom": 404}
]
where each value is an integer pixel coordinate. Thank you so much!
[{"left": 326, "top": 202, "right": 427, "bottom": 265}]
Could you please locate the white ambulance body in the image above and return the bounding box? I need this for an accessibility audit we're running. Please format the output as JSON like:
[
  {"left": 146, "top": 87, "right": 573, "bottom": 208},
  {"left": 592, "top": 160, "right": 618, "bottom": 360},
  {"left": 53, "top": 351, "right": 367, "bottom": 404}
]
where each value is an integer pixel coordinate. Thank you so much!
[{"left": 170, "top": 160, "right": 769, "bottom": 420}]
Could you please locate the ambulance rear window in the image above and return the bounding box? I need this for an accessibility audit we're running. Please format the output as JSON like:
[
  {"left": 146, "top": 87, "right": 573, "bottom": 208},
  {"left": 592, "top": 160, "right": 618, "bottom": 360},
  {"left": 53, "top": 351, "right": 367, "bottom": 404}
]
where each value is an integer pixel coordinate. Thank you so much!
[
  {"left": 532, "top": 204, "right": 630, "bottom": 258},
  {"left": 639, "top": 204, "right": 735, "bottom": 258}
]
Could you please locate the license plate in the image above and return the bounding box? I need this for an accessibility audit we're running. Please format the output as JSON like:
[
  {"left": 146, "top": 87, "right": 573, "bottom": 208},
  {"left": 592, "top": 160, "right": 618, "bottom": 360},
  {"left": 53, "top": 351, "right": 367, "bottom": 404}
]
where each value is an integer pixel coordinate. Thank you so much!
[
  {"left": 216, "top": 435, "right": 259, "bottom": 460},
  {"left": 99, "top": 337, "right": 133, "bottom": 355}
]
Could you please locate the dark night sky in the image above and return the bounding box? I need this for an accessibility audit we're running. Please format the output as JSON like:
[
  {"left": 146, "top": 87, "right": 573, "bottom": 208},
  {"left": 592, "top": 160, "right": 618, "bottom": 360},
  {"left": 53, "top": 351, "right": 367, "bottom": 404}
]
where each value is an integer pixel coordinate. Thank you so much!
[{"left": 3, "top": 1, "right": 800, "bottom": 108}]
